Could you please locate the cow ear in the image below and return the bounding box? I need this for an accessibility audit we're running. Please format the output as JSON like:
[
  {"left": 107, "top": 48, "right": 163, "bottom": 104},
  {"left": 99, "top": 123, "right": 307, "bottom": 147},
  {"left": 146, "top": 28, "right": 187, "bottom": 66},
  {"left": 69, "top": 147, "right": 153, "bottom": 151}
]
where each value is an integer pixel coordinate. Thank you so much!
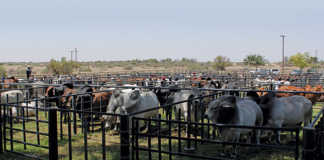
[{"left": 130, "top": 90, "right": 140, "bottom": 100}]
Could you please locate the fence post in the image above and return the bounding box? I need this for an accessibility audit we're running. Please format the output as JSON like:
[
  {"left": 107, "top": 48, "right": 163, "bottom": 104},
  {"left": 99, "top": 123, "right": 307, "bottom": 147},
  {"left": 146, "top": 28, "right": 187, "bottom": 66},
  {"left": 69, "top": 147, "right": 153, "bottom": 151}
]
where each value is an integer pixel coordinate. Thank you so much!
[
  {"left": 0, "top": 105, "right": 3, "bottom": 154},
  {"left": 303, "top": 127, "right": 316, "bottom": 160},
  {"left": 48, "top": 107, "right": 58, "bottom": 160},
  {"left": 120, "top": 115, "right": 130, "bottom": 160}
]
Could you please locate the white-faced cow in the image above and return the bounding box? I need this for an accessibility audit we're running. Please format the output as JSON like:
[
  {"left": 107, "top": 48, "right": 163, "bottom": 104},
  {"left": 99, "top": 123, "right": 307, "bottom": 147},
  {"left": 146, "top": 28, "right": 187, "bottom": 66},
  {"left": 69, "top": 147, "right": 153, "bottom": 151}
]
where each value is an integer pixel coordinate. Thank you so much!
[
  {"left": 172, "top": 89, "right": 202, "bottom": 122},
  {"left": 104, "top": 89, "right": 159, "bottom": 131}
]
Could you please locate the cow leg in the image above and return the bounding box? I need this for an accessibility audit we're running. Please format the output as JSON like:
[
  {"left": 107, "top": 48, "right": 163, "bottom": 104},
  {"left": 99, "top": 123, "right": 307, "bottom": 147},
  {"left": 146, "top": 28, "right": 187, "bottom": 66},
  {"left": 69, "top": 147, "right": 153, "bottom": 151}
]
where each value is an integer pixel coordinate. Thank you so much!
[
  {"left": 183, "top": 112, "right": 189, "bottom": 137},
  {"left": 63, "top": 111, "right": 68, "bottom": 123},
  {"left": 273, "top": 121, "right": 282, "bottom": 144},
  {"left": 255, "top": 129, "right": 261, "bottom": 145},
  {"left": 255, "top": 124, "right": 262, "bottom": 145},
  {"left": 232, "top": 133, "right": 240, "bottom": 157}
]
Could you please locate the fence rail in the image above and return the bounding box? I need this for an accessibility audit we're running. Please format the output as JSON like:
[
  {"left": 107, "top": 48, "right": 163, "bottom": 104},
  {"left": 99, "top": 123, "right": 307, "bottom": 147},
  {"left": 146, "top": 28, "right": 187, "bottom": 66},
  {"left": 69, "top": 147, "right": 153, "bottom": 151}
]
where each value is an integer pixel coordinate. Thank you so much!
[{"left": 0, "top": 87, "right": 324, "bottom": 159}]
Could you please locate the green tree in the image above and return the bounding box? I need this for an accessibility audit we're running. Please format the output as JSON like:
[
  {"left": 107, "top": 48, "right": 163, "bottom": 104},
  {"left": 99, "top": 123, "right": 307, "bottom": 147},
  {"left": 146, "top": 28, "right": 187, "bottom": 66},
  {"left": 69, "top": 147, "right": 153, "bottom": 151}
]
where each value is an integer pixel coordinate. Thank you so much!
[
  {"left": 212, "top": 56, "right": 231, "bottom": 71},
  {"left": 289, "top": 52, "right": 311, "bottom": 71},
  {"left": 47, "top": 59, "right": 62, "bottom": 75},
  {"left": 47, "top": 57, "right": 80, "bottom": 75},
  {"left": 0, "top": 65, "right": 7, "bottom": 77},
  {"left": 243, "top": 54, "right": 266, "bottom": 69}
]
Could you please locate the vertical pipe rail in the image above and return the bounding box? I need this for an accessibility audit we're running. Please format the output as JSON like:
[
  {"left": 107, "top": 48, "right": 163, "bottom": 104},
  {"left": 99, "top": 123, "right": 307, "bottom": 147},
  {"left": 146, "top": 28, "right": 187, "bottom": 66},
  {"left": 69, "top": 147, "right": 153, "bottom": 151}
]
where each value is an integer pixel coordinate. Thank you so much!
[
  {"left": 0, "top": 103, "right": 3, "bottom": 154},
  {"left": 185, "top": 99, "right": 193, "bottom": 151},
  {"left": 168, "top": 106, "right": 172, "bottom": 160},
  {"left": 158, "top": 114, "right": 162, "bottom": 160},
  {"left": 22, "top": 101, "right": 26, "bottom": 150},
  {"left": 101, "top": 120, "right": 106, "bottom": 160},
  {"left": 35, "top": 95, "right": 40, "bottom": 145},
  {"left": 120, "top": 115, "right": 130, "bottom": 160},
  {"left": 49, "top": 107, "right": 58, "bottom": 160},
  {"left": 68, "top": 111, "right": 72, "bottom": 160},
  {"left": 295, "top": 128, "right": 300, "bottom": 160},
  {"left": 135, "top": 119, "right": 139, "bottom": 160},
  {"left": 131, "top": 117, "right": 135, "bottom": 160},
  {"left": 177, "top": 109, "right": 181, "bottom": 153},
  {"left": 148, "top": 118, "right": 152, "bottom": 160},
  {"left": 72, "top": 95, "right": 77, "bottom": 135},
  {"left": 303, "top": 127, "right": 316, "bottom": 160},
  {"left": 83, "top": 119, "right": 88, "bottom": 160},
  {"left": 9, "top": 108, "right": 13, "bottom": 152}
]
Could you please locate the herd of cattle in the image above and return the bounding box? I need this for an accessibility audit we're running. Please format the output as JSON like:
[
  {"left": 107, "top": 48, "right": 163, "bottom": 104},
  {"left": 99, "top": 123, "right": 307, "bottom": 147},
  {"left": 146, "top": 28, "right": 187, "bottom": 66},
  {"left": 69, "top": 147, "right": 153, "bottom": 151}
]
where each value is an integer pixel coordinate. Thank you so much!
[{"left": 0, "top": 74, "right": 323, "bottom": 152}]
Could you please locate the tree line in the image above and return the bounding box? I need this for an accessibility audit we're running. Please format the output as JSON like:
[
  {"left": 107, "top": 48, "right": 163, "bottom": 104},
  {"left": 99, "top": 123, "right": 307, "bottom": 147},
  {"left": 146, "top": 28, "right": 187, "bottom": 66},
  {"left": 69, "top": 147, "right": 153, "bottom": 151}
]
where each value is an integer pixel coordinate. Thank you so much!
[{"left": 0, "top": 52, "right": 322, "bottom": 76}]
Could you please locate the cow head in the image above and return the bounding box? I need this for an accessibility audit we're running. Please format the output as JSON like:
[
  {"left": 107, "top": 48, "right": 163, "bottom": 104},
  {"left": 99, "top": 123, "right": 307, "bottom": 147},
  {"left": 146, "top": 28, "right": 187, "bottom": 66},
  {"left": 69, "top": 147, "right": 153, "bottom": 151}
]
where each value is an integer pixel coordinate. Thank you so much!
[
  {"left": 105, "top": 89, "right": 140, "bottom": 129},
  {"left": 106, "top": 89, "right": 124, "bottom": 114},
  {"left": 259, "top": 92, "right": 276, "bottom": 106},
  {"left": 45, "top": 86, "right": 65, "bottom": 107},
  {"left": 247, "top": 91, "right": 261, "bottom": 104},
  {"left": 205, "top": 95, "right": 237, "bottom": 124},
  {"left": 75, "top": 86, "right": 94, "bottom": 111}
]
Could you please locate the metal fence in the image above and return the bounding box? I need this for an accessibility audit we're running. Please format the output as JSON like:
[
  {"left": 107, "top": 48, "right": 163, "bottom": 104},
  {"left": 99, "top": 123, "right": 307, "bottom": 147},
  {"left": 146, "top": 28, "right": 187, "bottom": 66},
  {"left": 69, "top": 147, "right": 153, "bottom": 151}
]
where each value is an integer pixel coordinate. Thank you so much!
[
  {"left": 0, "top": 87, "right": 324, "bottom": 159},
  {"left": 130, "top": 92, "right": 301, "bottom": 160},
  {"left": 303, "top": 106, "right": 324, "bottom": 160},
  {"left": 0, "top": 88, "right": 131, "bottom": 160}
]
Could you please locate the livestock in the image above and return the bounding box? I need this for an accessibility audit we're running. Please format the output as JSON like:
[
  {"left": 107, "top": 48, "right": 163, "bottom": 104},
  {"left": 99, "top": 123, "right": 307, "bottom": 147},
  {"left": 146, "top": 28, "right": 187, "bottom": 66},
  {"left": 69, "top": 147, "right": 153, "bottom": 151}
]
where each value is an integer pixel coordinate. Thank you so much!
[
  {"left": 44, "top": 83, "right": 76, "bottom": 122},
  {"left": 154, "top": 84, "right": 179, "bottom": 107},
  {"left": 259, "top": 92, "right": 312, "bottom": 143},
  {"left": 45, "top": 85, "right": 65, "bottom": 106},
  {"left": 75, "top": 86, "right": 112, "bottom": 129},
  {"left": 172, "top": 89, "right": 202, "bottom": 122},
  {"left": 19, "top": 101, "right": 44, "bottom": 117},
  {"left": 205, "top": 95, "right": 263, "bottom": 153},
  {"left": 104, "top": 89, "right": 159, "bottom": 131},
  {"left": 1, "top": 90, "right": 24, "bottom": 104},
  {"left": 0, "top": 77, "right": 19, "bottom": 89},
  {"left": 168, "top": 89, "right": 204, "bottom": 137},
  {"left": 201, "top": 80, "right": 222, "bottom": 105},
  {"left": 1, "top": 90, "right": 25, "bottom": 121},
  {"left": 221, "top": 81, "right": 240, "bottom": 96},
  {"left": 27, "top": 81, "right": 47, "bottom": 99},
  {"left": 276, "top": 85, "right": 322, "bottom": 105}
]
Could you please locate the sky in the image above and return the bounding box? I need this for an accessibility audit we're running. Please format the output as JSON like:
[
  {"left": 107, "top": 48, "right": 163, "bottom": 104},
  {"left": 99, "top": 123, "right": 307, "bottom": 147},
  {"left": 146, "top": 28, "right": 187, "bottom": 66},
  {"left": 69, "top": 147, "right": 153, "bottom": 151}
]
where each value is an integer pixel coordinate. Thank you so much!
[{"left": 0, "top": 0, "right": 323, "bottom": 62}]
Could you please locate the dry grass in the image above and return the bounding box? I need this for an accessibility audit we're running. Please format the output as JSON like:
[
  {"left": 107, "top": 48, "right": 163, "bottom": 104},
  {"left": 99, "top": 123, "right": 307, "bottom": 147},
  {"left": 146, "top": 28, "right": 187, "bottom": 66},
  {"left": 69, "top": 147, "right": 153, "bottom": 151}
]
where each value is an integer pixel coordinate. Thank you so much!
[{"left": 2, "top": 61, "right": 304, "bottom": 78}]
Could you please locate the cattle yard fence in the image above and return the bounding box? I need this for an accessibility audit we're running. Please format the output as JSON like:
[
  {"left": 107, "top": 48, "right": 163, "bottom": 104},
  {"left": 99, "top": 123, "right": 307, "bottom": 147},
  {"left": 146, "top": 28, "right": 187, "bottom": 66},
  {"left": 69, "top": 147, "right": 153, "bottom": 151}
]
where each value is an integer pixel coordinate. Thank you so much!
[
  {"left": 303, "top": 106, "right": 324, "bottom": 160},
  {"left": 1, "top": 87, "right": 324, "bottom": 159}
]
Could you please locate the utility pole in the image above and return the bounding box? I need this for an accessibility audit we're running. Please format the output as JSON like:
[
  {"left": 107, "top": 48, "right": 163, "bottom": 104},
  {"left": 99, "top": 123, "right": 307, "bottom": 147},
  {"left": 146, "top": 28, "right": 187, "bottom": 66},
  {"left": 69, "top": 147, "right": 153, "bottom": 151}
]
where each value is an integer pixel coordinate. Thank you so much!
[
  {"left": 74, "top": 48, "right": 78, "bottom": 62},
  {"left": 315, "top": 49, "right": 318, "bottom": 72},
  {"left": 280, "top": 34, "right": 286, "bottom": 74},
  {"left": 70, "top": 50, "right": 74, "bottom": 62}
]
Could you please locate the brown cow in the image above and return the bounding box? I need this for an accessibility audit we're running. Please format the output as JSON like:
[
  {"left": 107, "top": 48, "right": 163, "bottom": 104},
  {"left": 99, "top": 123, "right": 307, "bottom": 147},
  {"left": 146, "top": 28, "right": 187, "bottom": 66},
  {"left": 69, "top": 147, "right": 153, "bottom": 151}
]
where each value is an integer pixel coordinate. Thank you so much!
[
  {"left": 45, "top": 83, "right": 76, "bottom": 122},
  {"left": 276, "top": 85, "right": 323, "bottom": 105},
  {"left": 1, "top": 77, "right": 19, "bottom": 89}
]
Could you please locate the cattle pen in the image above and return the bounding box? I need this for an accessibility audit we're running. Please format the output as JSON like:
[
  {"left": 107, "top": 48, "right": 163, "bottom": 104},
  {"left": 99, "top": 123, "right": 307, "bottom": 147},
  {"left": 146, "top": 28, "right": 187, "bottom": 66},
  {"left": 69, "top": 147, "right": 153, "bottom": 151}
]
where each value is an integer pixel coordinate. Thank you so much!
[{"left": 0, "top": 82, "right": 324, "bottom": 160}]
